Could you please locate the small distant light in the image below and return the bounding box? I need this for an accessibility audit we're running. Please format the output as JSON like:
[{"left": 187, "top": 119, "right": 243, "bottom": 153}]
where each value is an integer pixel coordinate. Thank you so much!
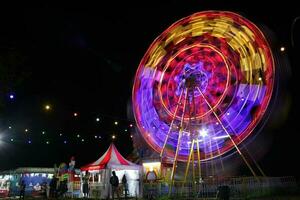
[
  {"left": 59, "top": 133, "right": 63, "bottom": 136},
  {"left": 258, "top": 77, "right": 262, "bottom": 81},
  {"left": 28, "top": 140, "right": 32, "bottom": 144},
  {"left": 42, "top": 131, "right": 45, "bottom": 135},
  {"left": 45, "top": 105, "right": 51, "bottom": 110},
  {"left": 10, "top": 138, "right": 14, "bottom": 142},
  {"left": 129, "top": 124, "right": 133, "bottom": 127},
  {"left": 112, "top": 135, "right": 116, "bottom": 139},
  {"left": 46, "top": 141, "right": 49, "bottom": 144},
  {"left": 114, "top": 121, "right": 118, "bottom": 125},
  {"left": 241, "top": 98, "right": 244, "bottom": 101},
  {"left": 25, "top": 129, "right": 28, "bottom": 132},
  {"left": 98, "top": 136, "right": 101, "bottom": 139},
  {"left": 153, "top": 126, "right": 155, "bottom": 129},
  {"left": 96, "top": 118, "right": 100, "bottom": 122},
  {"left": 227, "top": 112, "right": 230, "bottom": 116},
  {"left": 130, "top": 135, "right": 133, "bottom": 138},
  {"left": 77, "top": 134, "right": 80, "bottom": 138},
  {"left": 124, "top": 129, "right": 127, "bottom": 132},
  {"left": 64, "top": 140, "right": 67, "bottom": 144},
  {"left": 147, "top": 134, "right": 150, "bottom": 137},
  {"left": 216, "top": 122, "right": 219, "bottom": 125},
  {"left": 280, "top": 47, "right": 285, "bottom": 52},
  {"left": 95, "top": 135, "right": 98, "bottom": 139},
  {"left": 9, "top": 94, "right": 14, "bottom": 99},
  {"left": 73, "top": 112, "right": 78, "bottom": 117},
  {"left": 81, "top": 139, "right": 84, "bottom": 142},
  {"left": 9, "top": 126, "right": 12, "bottom": 129}
]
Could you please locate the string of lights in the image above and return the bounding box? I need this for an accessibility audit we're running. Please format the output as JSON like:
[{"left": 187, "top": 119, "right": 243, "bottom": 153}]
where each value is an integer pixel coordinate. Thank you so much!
[{"left": 1, "top": 102, "right": 137, "bottom": 145}]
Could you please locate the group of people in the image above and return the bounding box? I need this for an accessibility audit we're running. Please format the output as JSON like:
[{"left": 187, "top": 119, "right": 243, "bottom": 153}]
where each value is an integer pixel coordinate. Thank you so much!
[
  {"left": 109, "top": 171, "right": 128, "bottom": 200},
  {"left": 82, "top": 171, "right": 128, "bottom": 200},
  {"left": 18, "top": 171, "right": 128, "bottom": 200}
]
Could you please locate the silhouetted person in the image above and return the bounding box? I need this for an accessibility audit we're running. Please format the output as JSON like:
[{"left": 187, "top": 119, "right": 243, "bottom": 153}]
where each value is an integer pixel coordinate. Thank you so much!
[
  {"left": 122, "top": 174, "right": 128, "bottom": 199},
  {"left": 49, "top": 176, "right": 57, "bottom": 198},
  {"left": 82, "top": 172, "right": 89, "bottom": 198},
  {"left": 41, "top": 181, "right": 48, "bottom": 199},
  {"left": 109, "top": 171, "right": 120, "bottom": 200},
  {"left": 19, "top": 180, "right": 26, "bottom": 200}
]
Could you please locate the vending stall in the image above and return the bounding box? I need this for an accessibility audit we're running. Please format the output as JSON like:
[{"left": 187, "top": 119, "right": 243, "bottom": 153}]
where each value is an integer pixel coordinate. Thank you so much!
[{"left": 81, "top": 143, "right": 143, "bottom": 199}]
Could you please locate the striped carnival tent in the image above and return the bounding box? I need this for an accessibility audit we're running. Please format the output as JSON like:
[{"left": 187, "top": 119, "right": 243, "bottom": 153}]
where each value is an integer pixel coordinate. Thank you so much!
[
  {"left": 81, "top": 143, "right": 140, "bottom": 171},
  {"left": 80, "top": 143, "right": 142, "bottom": 199}
]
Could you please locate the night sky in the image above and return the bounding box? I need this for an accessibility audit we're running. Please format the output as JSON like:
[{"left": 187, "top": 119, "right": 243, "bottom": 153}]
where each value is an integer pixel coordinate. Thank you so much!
[{"left": 0, "top": 1, "right": 299, "bottom": 180}]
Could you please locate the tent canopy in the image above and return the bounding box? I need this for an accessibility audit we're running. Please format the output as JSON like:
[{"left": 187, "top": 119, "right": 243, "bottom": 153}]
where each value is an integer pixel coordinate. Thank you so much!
[{"left": 81, "top": 143, "right": 141, "bottom": 171}]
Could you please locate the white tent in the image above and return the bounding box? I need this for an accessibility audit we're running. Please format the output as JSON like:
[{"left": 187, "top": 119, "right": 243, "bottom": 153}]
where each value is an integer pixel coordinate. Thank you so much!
[{"left": 81, "top": 143, "right": 142, "bottom": 198}]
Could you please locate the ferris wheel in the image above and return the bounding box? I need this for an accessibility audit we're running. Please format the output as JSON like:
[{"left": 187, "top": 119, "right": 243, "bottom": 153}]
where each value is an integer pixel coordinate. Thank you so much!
[{"left": 132, "top": 11, "right": 274, "bottom": 186}]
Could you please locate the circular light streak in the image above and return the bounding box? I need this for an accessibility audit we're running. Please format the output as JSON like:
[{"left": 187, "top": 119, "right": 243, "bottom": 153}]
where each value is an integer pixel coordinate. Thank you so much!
[{"left": 132, "top": 11, "right": 274, "bottom": 161}]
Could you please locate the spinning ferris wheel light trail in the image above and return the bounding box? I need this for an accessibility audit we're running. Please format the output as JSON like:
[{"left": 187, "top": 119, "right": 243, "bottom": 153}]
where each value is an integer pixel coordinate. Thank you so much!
[{"left": 132, "top": 10, "right": 275, "bottom": 194}]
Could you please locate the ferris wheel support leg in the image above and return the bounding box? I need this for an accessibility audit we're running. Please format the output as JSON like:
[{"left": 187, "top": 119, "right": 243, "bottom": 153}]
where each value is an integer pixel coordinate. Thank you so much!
[
  {"left": 196, "top": 87, "right": 259, "bottom": 180},
  {"left": 215, "top": 139, "right": 225, "bottom": 172},
  {"left": 169, "top": 89, "right": 188, "bottom": 197},
  {"left": 243, "top": 145, "right": 266, "bottom": 177},
  {"left": 196, "top": 139, "right": 202, "bottom": 181},
  {"left": 209, "top": 139, "right": 215, "bottom": 177},
  {"left": 168, "top": 129, "right": 183, "bottom": 196},
  {"left": 160, "top": 90, "right": 184, "bottom": 158},
  {"left": 181, "top": 139, "right": 195, "bottom": 195}
]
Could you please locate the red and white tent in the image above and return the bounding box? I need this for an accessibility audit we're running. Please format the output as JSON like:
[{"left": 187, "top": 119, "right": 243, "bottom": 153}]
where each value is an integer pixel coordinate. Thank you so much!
[
  {"left": 81, "top": 143, "right": 140, "bottom": 171},
  {"left": 80, "top": 143, "right": 142, "bottom": 198}
]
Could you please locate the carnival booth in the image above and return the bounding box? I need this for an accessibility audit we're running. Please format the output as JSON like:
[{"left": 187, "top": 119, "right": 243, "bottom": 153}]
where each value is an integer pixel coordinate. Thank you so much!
[
  {"left": 81, "top": 143, "right": 142, "bottom": 199},
  {"left": 55, "top": 157, "right": 81, "bottom": 198},
  {"left": 0, "top": 167, "right": 54, "bottom": 198}
]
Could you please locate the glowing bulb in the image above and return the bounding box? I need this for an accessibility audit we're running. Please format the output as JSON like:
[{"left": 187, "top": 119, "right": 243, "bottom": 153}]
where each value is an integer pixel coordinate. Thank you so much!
[
  {"left": 280, "top": 47, "right": 285, "bottom": 52},
  {"left": 64, "top": 140, "right": 67, "bottom": 144},
  {"left": 9, "top": 126, "right": 12, "bottom": 129},
  {"left": 112, "top": 135, "right": 116, "bottom": 139},
  {"left": 59, "top": 133, "right": 63, "bottom": 136},
  {"left": 130, "top": 135, "right": 133, "bottom": 138},
  {"left": 114, "top": 121, "right": 118, "bottom": 125},
  {"left": 124, "top": 129, "right": 127, "bottom": 132},
  {"left": 10, "top": 138, "right": 14, "bottom": 142},
  {"left": 258, "top": 77, "right": 262, "bottom": 81},
  {"left": 77, "top": 134, "right": 80, "bottom": 138},
  {"left": 46, "top": 141, "right": 49, "bottom": 144},
  {"left": 129, "top": 124, "right": 133, "bottom": 127},
  {"left": 42, "top": 131, "right": 45, "bottom": 135},
  {"left": 199, "top": 129, "right": 208, "bottom": 137},
  {"left": 28, "top": 140, "right": 32, "bottom": 144},
  {"left": 95, "top": 136, "right": 98, "bottom": 138},
  {"left": 25, "top": 129, "right": 28, "bottom": 132},
  {"left": 81, "top": 139, "right": 85, "bottom": 142},
  {"left": 45, "top": 105, "right": 51, "bottom": 110},
  {"left": 96, "top": 118, "right": 100, "bottom": 122},
  {"left": 9, "top": 94, "right": 14, "bottom": 99},
  {"left": 73, "top": 112, "right": 78, "bottom": 117}
]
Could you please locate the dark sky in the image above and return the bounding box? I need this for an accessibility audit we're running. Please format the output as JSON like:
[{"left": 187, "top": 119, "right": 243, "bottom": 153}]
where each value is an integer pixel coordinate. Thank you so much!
[{"left": 0, "top": 1, "right": 299, "bottom": 179}]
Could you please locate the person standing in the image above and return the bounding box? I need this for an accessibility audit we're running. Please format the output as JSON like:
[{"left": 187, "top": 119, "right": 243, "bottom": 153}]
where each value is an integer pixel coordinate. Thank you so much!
[
  {"left": 19, "top": 180, "right": 26, "bottom": 200},
  {"left": 82, "top": 172, "right": 90, "bottom": 198},
  {"left": 122, "top": 174, "right": 128, "bottom": 199},
  {"left": 109, "top": 171, "right": 120, "bottom": 200}
]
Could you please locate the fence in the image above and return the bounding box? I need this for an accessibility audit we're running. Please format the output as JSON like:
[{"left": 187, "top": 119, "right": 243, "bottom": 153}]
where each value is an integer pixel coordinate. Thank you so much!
[{"left": 143, "top": 176, "right": 298, "bottom": 199}]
